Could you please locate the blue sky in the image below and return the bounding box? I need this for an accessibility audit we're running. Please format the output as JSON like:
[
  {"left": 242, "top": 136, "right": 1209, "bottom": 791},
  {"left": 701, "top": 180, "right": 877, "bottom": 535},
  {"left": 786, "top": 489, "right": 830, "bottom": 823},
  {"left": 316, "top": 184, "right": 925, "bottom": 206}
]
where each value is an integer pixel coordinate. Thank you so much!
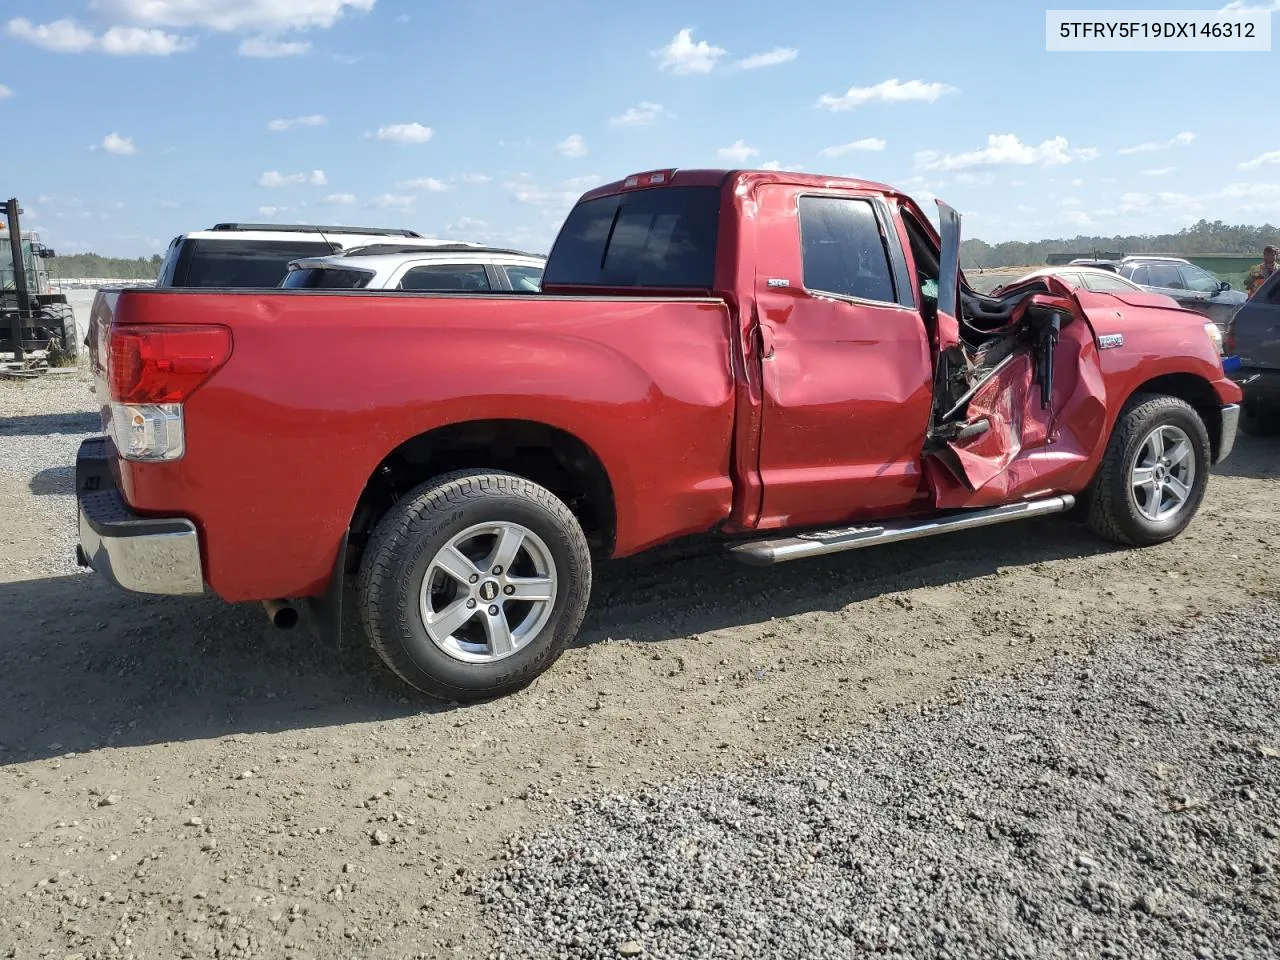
[{"left": 2, "top": 0, "right": 1278, "bottom": 258}]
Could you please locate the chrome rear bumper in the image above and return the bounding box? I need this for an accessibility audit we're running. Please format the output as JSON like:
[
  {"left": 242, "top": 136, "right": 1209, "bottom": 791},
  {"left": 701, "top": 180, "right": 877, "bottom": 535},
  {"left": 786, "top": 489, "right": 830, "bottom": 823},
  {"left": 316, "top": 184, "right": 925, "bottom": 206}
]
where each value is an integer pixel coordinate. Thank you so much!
[{"left": 75, "top": 437, "right": 205, "bottom": 596}]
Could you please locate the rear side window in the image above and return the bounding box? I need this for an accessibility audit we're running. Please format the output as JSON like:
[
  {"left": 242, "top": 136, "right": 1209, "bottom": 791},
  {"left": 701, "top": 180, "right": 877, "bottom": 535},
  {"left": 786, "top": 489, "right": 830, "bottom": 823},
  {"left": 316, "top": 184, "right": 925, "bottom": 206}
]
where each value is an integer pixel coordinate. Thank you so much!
[
  {"left": 797, "top": 196, "right": 896, "bottom": 304},
  {"left": 281, "top": 267, "right": 373, "bottom": 289},
  {"left": 1145, "top": 263, "right": 1185, "bottom": 289},
  {"left": 177, "top": 240, "right": 335, "bottom": 287},
  {"left": 543, "top": 185, "right": 720, "bottom": 289},
  {"left": 398, "top": 264, "right": 491, "bottom": 291},
  {"left": 504, "top": 264, "right": 544, "bottom": 291},
  {"left": 1080, "top": 272, "right": 1136, "bottom": 293}
]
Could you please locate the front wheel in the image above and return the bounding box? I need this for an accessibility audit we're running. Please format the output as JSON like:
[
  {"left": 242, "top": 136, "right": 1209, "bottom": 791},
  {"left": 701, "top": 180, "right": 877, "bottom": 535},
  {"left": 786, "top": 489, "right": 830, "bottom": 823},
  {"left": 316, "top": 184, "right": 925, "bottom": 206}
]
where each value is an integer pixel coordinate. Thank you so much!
[
  {"left": 355, "top": 470, "right": 592, "bottom": 701},
  {"left": 1085, "top": 393, "right": 1210, "bottom": 546}
]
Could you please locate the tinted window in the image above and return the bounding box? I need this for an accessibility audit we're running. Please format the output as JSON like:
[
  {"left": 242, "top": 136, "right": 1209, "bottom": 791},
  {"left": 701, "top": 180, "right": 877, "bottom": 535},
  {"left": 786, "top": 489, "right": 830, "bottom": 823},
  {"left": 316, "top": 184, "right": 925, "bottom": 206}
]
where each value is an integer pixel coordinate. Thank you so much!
[
  {"left": 1145, "top": 263, "right": 1185, "bottom": 289},
  {"left": 798, "top": 196, "right": 896, "bottom": 303},
  {"left": 1179, "top": 264, "right": 1221, "bottom": 294},
  {"left": 1125, "top": 265, "right": 1148, "bottom": 285},
  {"left": 504, "top": 264, "right": 544, "bottom": 291},
  {"left": 1081, "top": 272, "right": 1138, "bottom": 293},
  {"left": 179, "top": 240, "right": 334, "bottom": 287},
  {"left": 398, "top": 264, "right": 491, "bottom": 291},
  {"left": 543, "top": 186, "right": 720, "bottom": 289},
  {"left": 281, "top": 267, "right": 372, "bottom": 289}
]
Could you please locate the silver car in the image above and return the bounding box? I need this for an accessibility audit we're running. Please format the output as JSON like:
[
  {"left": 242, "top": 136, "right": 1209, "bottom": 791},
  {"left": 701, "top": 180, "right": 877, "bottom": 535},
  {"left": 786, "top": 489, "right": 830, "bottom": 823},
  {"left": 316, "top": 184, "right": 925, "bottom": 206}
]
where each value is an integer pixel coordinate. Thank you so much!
[{"left": 281, "top": 243, "right": 546, "bottom": 292}]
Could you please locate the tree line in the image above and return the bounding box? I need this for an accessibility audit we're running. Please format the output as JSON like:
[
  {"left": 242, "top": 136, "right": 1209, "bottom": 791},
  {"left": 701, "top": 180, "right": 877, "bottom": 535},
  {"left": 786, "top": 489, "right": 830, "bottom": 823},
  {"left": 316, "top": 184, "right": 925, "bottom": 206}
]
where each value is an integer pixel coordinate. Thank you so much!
[
  {"left": 961, "top": 218, "right": 1278, "bottom": 269},
  {"left": 47, "top": 253, "right": 164, "bottom": 280}
]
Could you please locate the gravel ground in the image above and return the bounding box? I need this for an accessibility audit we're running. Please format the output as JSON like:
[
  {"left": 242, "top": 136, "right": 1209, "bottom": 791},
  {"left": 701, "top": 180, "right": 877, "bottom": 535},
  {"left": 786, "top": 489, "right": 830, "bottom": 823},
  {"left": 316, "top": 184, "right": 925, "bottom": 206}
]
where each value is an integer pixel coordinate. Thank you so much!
[
  {"left": 0, "top": 367, "right": 99, "bottom": 580},
  {"left": 476, "top": 606, "right": 1280, "bottom": 960},
  {"left": 2, "top": 356, "right": 1278, "bottom": 960}
]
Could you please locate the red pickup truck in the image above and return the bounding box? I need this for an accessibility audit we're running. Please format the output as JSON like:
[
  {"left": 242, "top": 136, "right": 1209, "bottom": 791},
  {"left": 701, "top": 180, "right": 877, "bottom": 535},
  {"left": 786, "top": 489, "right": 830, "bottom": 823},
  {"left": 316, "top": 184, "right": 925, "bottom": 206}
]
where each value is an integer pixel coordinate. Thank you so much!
[{"left": 77, "top": 168, "right": 1241, "bottom": 701}]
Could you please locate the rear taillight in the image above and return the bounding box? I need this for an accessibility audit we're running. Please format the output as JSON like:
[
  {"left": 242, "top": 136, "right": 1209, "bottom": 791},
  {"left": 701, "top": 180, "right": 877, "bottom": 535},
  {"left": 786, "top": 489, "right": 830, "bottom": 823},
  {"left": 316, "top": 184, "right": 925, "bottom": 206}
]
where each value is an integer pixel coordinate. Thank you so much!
[{"left": 106, "top": 324, "right": 231, "bottom": 461}]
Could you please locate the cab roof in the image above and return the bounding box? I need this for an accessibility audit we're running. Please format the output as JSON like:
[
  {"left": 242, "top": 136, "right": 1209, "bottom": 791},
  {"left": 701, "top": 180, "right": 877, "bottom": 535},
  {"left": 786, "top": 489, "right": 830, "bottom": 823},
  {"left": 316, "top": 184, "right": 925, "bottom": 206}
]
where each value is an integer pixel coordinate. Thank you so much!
[{"left": 576, "top": 167, "right": 903, "bottom": 204}]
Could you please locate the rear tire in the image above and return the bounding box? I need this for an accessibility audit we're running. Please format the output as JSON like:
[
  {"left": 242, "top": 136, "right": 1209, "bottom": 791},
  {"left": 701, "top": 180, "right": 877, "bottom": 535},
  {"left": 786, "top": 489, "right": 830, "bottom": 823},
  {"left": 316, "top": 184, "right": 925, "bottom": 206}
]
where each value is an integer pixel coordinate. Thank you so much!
[
  {"left": 41, "top": 304, "right": 78, "bottom": 362},
  {"left": 355, "top": 470, "right": 592, "bottom": 702},
  {"left": 1085, "top": 393, "right": 1210, "bottom": 547}
]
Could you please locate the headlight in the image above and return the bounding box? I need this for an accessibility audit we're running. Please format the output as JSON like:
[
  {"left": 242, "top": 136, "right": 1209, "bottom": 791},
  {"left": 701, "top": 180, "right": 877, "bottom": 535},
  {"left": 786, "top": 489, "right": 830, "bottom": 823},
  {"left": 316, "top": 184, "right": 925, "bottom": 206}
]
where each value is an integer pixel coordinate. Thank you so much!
[{"left": 1204, "top": 321, "right": 1223, "bottom": 356}]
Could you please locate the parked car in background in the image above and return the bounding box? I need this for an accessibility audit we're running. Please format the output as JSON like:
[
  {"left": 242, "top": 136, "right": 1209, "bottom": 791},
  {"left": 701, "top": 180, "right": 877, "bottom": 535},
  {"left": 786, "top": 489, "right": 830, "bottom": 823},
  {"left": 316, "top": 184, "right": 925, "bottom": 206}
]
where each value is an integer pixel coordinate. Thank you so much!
[
  {"left": 1113, "top": 255, "right": 1246, "bottom": 330},
  {"left": 1225, "top": 268, "right": 1280, "bottom": 436},
  {"left": 153, "top": 223, "right": 484, "bottom": 289},
  {"left": 1067, "top": 258, "right": 1120, "bottom": 272},
  {"left": 281, "top": 244, "right": 546, "bottom": 292},
  {"left": 997, "top": 265, "right": 1173, "bottom": 300}
]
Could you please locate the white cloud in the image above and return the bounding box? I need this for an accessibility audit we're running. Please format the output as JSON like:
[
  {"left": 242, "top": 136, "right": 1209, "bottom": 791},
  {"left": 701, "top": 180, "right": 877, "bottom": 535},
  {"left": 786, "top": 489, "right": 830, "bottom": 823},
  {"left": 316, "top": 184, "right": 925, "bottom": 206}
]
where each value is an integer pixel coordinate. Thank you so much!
[
  {"left": 239, "top": 35, "right": 310, "bottom": 56},
  {"left": 257, "top": 169, "right": 326, "bottom": 187},
  {"left": 447, "top": 216, "right": 490, "bottom": 236},
  {"left": 915, "top": 134, "right": 1096, "bottom": 171},
  {"left": 818, "top": 137, "right": 887, "bottom": 157},
  {"left": 92, "top": 0, "right": 377, "bottom": 33},
  {"left": 1142, "top": 166, "right": 1176, "bottom": 176},
  {"left": 717, "top": 139, "right": 759, "bottom": 163},
  {"left": 322, "top": 193, "right": 355, "bottom": 205},
  {"left": 398, "top": 177, "right": 450, "bottom": 192},
  {"left": 654, "top": 27, "right": 725, "bottom": 74},
  {"left": 365, "top": 193, "right": 416, "bottom": 210},
  {"left": 733, "top": 46, "right": 797, "bottom": 70},
  {"left": 101, "top": 25, "right": 194, "bottom": 54},
  {"left": 7, "top": 18, "right": 97, "bottom": 52},
  {"left": 557, "top": 133, "right": 587, "bottom": 158},
  {"left": 7, "top": 17, "right": 192, "bottom": 54},
  {"left": 258, "top": 205, "right": 292, "bottom": 216},
  {"left": 1219, "top": 1, "right": 1280, "bottom": 11},
  {"left": 267, "top": 114, "right": 327, "bottom": 131},
  {"left": 1118, "top": 131, "right": 1196, "bottom": 155},
  {"left": 458, "top": 173, "right": 492, "bottom": 184},
  {"left": 1239, "top": 150, "right": 1280, "bottom": 169},
  {"left": 816, "top": 78, "right": 957, "bottom": 111},
  {"left": 0, "top": 84, "right": 12, "bottom": 99},
  {"left": 1069, "top": 177, "right": 1084, "bottom": 187},
  {"left": 505, "top": 174, "right": 602, "bottom": 213},
  {"left": 99, "top": 132, "right": 137, "bottom": 155},
  {"left": 760, "top": 161, "right": 805, "bottom": 171},
  {"left": 609, "top": 101, "right": 667, "bottom": 128},
  {"left": 375, "top": 122, "right": 433, "bottom": 143}
]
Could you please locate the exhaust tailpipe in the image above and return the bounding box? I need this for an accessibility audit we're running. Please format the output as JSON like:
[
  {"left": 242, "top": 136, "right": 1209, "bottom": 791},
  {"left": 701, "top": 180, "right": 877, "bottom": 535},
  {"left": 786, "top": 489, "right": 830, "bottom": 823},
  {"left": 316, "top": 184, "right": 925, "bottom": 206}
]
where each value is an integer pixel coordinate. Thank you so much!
[{"left": 263, "top": 599, "right": 299, "bottom": 630}]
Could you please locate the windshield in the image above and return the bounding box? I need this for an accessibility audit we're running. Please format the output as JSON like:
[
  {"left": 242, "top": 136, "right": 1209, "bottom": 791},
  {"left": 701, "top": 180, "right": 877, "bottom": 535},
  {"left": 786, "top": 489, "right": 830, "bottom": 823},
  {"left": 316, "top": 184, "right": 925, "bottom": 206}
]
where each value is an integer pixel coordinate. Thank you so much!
[
  {"left": 0, "top": 240, "right": 32, "bottom": 291},
  {"left": 543, "top": 185, "right": 720, "bottom": 289}
]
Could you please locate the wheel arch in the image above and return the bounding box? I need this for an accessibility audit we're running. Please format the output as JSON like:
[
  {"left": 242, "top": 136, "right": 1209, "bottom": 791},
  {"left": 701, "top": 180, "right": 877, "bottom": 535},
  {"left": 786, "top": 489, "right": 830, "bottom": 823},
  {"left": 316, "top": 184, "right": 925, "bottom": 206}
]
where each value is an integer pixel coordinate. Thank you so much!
[
  {"left": 1117, "top": 373, "right": 1225, "bottom": 461},
  {"left": 345, "top": 418, "right": 617, "bottom": 575}
]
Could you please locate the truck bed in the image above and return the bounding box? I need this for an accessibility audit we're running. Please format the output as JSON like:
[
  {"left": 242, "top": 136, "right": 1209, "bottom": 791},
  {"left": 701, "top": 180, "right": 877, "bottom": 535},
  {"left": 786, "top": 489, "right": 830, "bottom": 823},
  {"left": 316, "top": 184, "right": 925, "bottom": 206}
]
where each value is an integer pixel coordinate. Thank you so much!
[{"left": 88, "top": 287, "right": 741, "bottom": 601}]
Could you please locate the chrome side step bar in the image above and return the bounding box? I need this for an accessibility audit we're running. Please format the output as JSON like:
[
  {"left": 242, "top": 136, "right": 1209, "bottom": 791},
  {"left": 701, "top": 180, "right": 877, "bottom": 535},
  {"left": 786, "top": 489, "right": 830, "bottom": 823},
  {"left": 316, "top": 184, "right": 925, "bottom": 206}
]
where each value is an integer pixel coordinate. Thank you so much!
[{"left": 726, "top": 495, "right": 1076, "bottom": 566}]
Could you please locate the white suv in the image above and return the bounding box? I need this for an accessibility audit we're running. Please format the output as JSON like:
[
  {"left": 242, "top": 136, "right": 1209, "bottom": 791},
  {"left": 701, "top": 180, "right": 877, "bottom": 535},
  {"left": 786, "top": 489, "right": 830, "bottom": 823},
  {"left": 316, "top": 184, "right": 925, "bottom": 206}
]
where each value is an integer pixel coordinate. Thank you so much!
[
  {"left": 153, "top": 222, "right": 484, "bottom": 289},
  {"left": 280, "top": 244, "right": 545, "bottom": 292}
]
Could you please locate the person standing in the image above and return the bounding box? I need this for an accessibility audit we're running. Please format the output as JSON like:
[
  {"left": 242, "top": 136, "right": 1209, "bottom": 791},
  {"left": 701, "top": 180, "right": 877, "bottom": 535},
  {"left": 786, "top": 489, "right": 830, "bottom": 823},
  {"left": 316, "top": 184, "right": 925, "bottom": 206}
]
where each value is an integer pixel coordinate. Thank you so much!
[{"left": 1246, "top": 245, "right": 1277, "bottom": 298}]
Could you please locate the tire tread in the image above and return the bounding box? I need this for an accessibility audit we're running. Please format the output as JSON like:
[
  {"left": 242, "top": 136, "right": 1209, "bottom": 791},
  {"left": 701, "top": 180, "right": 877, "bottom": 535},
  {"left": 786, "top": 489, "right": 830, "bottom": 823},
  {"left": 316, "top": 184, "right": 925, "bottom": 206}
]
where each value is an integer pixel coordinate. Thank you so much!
[
  {"left": 355, "top": 470, "right": 591, "bottom": 701},
  {"left": 1085, "top": 392, "right": 1209, "bottom": 546}
]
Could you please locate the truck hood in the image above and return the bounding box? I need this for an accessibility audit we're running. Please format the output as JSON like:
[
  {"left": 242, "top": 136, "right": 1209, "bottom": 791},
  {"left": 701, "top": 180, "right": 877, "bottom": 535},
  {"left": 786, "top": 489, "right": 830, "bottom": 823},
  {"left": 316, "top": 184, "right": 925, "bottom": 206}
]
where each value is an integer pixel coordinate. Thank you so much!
[{"left": 1101, "top": 289, "right": 1185, "bottom": 311}]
